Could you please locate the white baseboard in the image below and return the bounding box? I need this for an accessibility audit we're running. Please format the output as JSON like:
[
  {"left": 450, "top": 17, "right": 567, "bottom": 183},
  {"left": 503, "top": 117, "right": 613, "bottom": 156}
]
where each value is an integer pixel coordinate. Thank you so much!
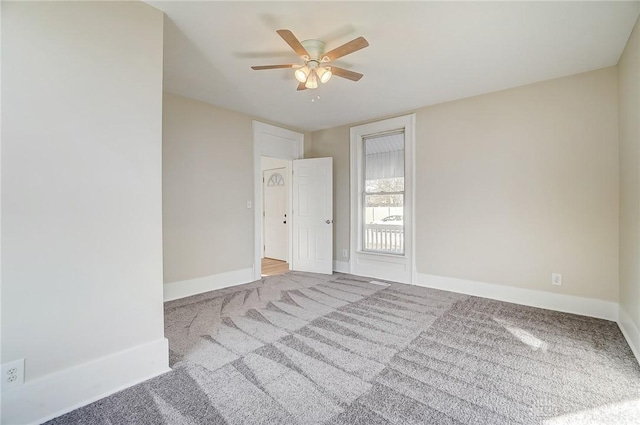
[
  {"left": 333, "top": 260, "right": 349, "bottom": 273},
  {"left": 1, "top": 338, "right": 170, "bottom": 425},
  {"left": 414, "top": 273, "right": 618, "bottom": 321},
  {"left": 618, "top": 306, "right": 640, "bottom": 365},
  {"left": 163, "top": 267, "right": 255, "bottom": 302}
]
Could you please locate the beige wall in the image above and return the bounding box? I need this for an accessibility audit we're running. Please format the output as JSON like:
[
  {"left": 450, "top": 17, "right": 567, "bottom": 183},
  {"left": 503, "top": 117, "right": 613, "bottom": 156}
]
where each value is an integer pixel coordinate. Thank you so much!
[
  {"left": 619, "top": 17, "right": 640, "bottom": 328},
  {"left": 309, "top": 67, "right": 619, "bottom": 302},
  {"left": 163, "top": 94, "right": 310, "bottom": 284},
  {"left": 1, "top": 1, "right": 165, "bottom": 380},
  {"left": 163, "top": 93, "right": 255, "bottom": 283}
]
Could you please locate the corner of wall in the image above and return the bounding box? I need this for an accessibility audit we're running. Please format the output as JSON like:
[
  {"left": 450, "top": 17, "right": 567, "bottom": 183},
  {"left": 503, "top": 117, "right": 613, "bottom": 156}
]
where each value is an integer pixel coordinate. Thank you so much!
[
  {"left": 617, "top": 9, "right": 640, "bottom": 366},
  {"left": 303, "top": 131, "right": 314, "bottom": 158},
  {"left": 619, "top": 306, "right": 640, "bottom": 365}
]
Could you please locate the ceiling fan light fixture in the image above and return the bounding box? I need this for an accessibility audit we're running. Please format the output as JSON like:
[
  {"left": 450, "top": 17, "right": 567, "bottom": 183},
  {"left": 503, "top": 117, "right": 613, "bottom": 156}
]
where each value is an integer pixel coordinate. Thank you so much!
[
  {"left": 305, "top": 71, "right": 318, "bottom": 89},
  {"left": 317, "top": 67, "right": 332, "bottom": 84},
  {"left": 294, "top": 66, "right": 309, "bottom": 83}
]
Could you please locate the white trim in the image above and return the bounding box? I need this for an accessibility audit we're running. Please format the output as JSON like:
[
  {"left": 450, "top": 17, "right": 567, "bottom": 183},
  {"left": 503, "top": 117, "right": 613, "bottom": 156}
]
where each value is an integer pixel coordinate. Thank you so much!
[
  {"left": 350, "top": 114, "right": 415, "bottom": 284},
  {"left": 618, "top": 306, "right": 640, "bottom": 365},
  {"left": 415, "top": 273, "right": 618, "bottom": 321},
  {"left": 1, "top": 338, "right": 170, "bottom": 425},
  {"left": 163, "top": 267, "right": 254, "bottom": 302},
  {"left": 333, "top": 261, "right": 350, "bottom": 273},
  {"left": 253, "top": 121, "right": 304, "bottom": 281}
]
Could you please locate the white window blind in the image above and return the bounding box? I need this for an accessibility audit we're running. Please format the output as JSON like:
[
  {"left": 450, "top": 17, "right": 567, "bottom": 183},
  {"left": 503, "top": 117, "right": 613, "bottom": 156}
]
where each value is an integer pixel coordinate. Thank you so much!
[{"left": 365, "top": 132, "right": 405, "bottom": 180}]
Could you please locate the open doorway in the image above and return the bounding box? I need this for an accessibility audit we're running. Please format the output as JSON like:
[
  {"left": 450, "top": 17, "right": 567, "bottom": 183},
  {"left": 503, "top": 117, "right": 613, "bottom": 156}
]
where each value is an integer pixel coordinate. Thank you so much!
[
  {"left": 261, "top": 157, "right": 291, "bottom": 277},
  {"left": 253, "top": 121, "right": 303, "bottom": 280},
  {"left": 253, "top": 121, "right": 333, "bottom": 279}
]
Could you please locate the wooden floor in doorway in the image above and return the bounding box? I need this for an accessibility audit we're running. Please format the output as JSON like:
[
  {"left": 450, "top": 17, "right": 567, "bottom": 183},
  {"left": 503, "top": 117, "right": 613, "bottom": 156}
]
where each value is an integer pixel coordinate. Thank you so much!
[{"left": 261, "top": 258, "right": 289, "bottom": 277}]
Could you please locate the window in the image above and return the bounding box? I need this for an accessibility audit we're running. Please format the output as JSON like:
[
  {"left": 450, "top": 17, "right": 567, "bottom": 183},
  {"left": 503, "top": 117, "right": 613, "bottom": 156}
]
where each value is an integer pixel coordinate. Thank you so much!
[
  {"left": 350, "top": 114, "right": 414, "bottom": 284},
  {"left": 362, "top": 131, "right": 405, "bottom": 254},
  {"left": 267, "top": 172, "right": 285, "bottom": 186}
]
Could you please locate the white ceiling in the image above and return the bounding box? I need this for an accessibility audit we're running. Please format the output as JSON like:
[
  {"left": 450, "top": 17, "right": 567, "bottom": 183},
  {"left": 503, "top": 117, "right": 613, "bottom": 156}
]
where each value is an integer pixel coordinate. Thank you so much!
[{"left": 149, "top": 1, "right": 639, "bottom": 132}]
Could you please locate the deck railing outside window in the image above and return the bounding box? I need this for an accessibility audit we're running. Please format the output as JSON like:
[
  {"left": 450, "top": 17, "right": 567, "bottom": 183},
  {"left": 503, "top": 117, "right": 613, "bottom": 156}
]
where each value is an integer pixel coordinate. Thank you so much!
[{"left": 364, "top": 224, "right": 404, "bottom": 253}]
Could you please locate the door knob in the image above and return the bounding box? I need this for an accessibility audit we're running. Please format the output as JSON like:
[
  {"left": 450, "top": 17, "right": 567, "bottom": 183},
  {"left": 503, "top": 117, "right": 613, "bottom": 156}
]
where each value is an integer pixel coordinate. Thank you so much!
[{"left": 325, "top": 219, "right": 333, "bottom": 224}]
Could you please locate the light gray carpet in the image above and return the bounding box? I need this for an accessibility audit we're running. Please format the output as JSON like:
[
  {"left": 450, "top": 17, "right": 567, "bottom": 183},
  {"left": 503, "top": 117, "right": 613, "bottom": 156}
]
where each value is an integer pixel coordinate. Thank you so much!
[{"left": 47, "top": 272, "right": 640, "bottom": 424}]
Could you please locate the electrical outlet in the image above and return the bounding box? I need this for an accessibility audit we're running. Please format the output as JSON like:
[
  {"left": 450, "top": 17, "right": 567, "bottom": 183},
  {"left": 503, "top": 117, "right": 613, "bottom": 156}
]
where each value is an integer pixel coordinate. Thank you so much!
[
  {"left": 342, "top": 249, "right": 348, "bottom": 258},
  {"left": 246, "top": 201, "right": 252, "bottom": 209},
  {"left": 552, "top": 273, "right": 562, "bottom": 286},
  {"left": 1, "top": 359, "right": 24, "bottom": 391}
]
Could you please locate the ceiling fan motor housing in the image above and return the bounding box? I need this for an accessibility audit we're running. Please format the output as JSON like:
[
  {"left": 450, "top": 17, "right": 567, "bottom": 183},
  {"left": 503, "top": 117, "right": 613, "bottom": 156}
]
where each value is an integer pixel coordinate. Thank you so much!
[{"left": 300, "top": 39, "right": 326, "bottom": 61}]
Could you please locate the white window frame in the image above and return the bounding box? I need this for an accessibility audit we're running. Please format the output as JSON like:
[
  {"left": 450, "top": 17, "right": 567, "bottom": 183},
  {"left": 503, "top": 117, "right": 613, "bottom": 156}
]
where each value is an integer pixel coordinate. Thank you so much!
[{"left": 350, "top": 114, "right": 415, "bottom": 284}]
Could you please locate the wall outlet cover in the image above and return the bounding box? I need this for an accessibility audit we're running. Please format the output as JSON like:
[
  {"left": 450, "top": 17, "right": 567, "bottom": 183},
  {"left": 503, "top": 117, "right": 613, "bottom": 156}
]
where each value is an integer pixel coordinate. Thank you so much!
[
  {"left": 1, "top": 359, "right": 25, "bottom": 391},
  {"left": 552, "top": 273, "right": 562, "bottom": 286}
]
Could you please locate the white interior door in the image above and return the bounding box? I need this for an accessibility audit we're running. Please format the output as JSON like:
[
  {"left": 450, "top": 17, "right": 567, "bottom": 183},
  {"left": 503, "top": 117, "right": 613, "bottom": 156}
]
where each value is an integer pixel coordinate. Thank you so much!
[
  {"left": 263, "top": 168, "right": 288, "bottom": 261},
  {"left": 292, "top": 158, "right": 333, "bottom": 274}
]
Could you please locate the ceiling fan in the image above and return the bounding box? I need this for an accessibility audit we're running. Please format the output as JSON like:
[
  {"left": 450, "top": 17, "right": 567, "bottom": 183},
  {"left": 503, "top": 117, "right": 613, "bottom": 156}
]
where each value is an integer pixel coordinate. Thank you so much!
[{"left": 251, "top": 29, "right": 369, "bottom": 91}]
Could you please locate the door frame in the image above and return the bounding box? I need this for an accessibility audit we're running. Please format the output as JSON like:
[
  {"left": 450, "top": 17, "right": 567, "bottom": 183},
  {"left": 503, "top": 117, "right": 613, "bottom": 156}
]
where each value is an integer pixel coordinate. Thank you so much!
[{"left": 253, "top": 121, "right": 304, "bottom": 281}]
